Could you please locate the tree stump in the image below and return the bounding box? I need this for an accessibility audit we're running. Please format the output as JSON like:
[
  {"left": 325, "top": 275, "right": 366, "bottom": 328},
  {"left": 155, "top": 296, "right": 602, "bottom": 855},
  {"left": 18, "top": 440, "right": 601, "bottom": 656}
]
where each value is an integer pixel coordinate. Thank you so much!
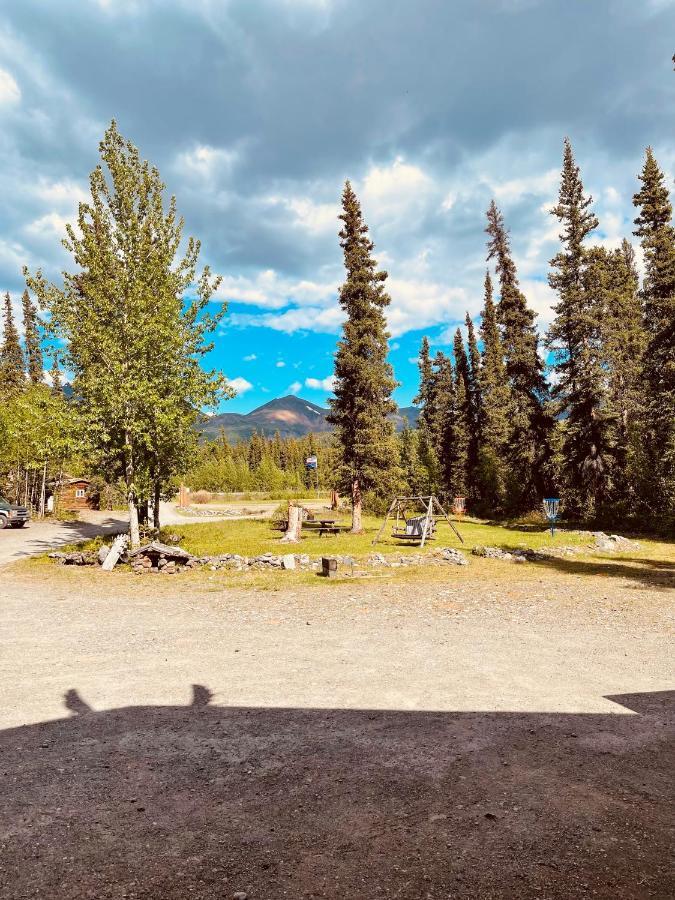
[{"left": 281, "top": 504, "right": 302, "bottom": 543}]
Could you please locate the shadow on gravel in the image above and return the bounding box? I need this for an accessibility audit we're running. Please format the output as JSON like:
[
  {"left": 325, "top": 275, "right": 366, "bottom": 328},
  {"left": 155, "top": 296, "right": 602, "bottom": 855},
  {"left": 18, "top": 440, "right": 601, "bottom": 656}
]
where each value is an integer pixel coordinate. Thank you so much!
[
  {"left": 1, "top": 687, "right": 673, "bottom": 899},
  {"left": 521, "top": 552, "right": 675, "bottom": 590}
]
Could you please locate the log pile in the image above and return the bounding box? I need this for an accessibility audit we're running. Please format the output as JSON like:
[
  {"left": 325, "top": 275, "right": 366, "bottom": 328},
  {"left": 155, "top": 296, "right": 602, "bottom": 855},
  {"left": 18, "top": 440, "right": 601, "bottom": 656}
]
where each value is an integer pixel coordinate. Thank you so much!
[{"left": 128, "top": 541, "right": 192, "bottom": 575}]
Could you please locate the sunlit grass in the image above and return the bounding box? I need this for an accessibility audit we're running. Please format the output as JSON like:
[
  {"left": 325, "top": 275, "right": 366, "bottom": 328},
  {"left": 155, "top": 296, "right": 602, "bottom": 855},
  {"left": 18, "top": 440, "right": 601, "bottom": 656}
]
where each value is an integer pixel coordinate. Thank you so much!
[{"left": 160, "top": 514, "right": 591, "bottom": 560}]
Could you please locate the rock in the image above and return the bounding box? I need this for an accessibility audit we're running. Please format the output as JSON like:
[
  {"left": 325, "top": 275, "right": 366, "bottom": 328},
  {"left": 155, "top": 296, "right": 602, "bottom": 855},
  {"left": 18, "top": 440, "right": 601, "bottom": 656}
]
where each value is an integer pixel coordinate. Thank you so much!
[
  {"left": 281, "top": 554, "right": 296, "bottom": 570},
  {"left": 232, "top": 892, "right": 248, "bottom": 900},
  {"left": 438, "top": 547, "right": 469, "bottom": 566},
  {"left": 512, "top": 555, "right": 527, "bottom": 564}
]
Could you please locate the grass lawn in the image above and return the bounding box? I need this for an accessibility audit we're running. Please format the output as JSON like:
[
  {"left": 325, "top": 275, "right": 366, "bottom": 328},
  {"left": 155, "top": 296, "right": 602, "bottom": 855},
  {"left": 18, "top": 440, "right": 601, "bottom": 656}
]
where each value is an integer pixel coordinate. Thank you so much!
[{"left": 162, "top": 514, "right": 592, "bottom": 560}]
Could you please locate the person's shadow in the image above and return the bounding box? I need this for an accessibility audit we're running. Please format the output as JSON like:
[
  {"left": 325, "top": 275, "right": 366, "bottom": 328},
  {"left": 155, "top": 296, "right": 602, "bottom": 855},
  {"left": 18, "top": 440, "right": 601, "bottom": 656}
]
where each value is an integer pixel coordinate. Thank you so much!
[{"left": 0, "top": 686, "right": 672, "bottom": 899}]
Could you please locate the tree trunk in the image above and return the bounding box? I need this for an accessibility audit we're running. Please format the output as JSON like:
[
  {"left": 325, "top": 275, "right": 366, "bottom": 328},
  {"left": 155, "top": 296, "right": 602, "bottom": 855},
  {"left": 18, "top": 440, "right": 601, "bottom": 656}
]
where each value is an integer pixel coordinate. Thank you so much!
[
  {"left": 281, "top": 503, "right": 302, "bottom": 542},
  {"left": 39, "top": 461, "right": 47, "bottom": 518},
  {"left": 351, "top": 477, "right": 363, "bottom": 534},
  {"left": 153, "top": 480, "right": 161, "bottom": 530},
  {"left": 125, "top": 429, "right": 140, "bottom": 548}
]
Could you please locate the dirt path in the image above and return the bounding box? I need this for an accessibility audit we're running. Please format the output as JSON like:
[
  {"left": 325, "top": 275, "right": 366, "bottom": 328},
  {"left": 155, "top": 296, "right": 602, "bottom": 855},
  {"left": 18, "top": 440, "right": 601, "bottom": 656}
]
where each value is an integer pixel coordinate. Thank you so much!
[{"left": 0, "top": 569, "right": 673, "bottom": 898}]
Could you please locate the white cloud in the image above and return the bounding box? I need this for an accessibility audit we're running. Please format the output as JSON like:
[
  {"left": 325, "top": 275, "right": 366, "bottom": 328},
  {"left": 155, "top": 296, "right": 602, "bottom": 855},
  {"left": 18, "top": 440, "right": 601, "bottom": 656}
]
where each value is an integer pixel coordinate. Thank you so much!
[
  {"left": 24, "top": 212, "right": 70, "bottom": 238},
  {"left": 275, "top": 360, "right": 286, "bottom": 367},
  {"left": 216, "top": 269, "right": 338, "bottom": 310},
  {"left": 304, "top": 375, "right": 335, "bottom": 391},
  {"left": 177, "top": 143, "right": 239, "bottom": 179},
  {"left": 362, "top": 157, "right": 433, "bottom": 223},
  {"left": 227, "top": 376, "right": 253, "bottom": 394},
  {"left": 34, "top": 178, "right": 88, "bottom": 208},
  {"left": 230, "top": 305, "right": 344, "bottom": 334},
  {"left": 287, "top": 380, "right": 302, "bottom": 394},
  {"left": 491, "top": 169, "right": 559, "bottom": 204},
  {"left": 243, "top": 353, "right": 257, "bottom": 361},
  {"left": 264, "top": 194, "right": 339, "bottom": 233},
  {"left": 0, "top": 68, "right": 20, "bottom": 105}
]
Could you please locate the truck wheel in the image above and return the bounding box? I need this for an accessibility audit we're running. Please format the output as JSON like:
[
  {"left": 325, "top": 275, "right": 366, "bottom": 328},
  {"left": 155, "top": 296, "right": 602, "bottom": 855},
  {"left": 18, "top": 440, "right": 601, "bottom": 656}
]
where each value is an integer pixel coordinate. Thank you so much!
[{"left": 0, "top": 516, "right": 9, "bottom": 529}]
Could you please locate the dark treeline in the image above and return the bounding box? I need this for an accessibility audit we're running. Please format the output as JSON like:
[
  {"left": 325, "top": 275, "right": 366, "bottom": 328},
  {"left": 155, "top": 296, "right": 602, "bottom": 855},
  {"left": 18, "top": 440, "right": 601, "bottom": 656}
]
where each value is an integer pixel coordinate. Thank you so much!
[
  {"left": 409, "top": 140, "right": 675, "bottom": 530},
  {"left": 187, "top": 430, "right": 338, "bottom": 494}
]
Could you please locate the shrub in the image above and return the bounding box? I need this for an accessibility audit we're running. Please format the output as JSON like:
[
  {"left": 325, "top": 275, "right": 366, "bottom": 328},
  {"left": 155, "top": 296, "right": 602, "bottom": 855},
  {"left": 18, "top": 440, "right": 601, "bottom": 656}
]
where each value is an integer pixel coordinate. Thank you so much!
[{"left": 192, "top": 490, "right": 212, "bottom": 504}]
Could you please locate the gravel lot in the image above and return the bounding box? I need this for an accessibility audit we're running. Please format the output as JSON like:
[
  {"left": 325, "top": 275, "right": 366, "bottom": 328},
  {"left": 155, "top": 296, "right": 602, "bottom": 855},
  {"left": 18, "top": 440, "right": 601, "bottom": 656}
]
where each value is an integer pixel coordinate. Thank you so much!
[{"left": 1, "top": 566, "right": 673, "bottom": 898}]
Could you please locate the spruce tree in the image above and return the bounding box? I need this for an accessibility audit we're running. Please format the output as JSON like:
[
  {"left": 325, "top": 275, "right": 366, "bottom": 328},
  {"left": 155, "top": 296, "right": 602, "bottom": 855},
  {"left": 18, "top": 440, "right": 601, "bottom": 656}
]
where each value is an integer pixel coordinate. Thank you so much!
[
  {"left": 413, "top": 336, "right": 441, "bottom": 492},
  {"left": 399, "top": 421, "right": 426, "bottom": 495},
  {"left": 485, "top": 200, "right": 549, "bottom": 512},
  {"left": 590, "top": 242, "right": 646, "bottom": 504},
  {"left": 547, "top": 138, "right": 609, "bottom": 517},
  {"left": 476, "top": 271, "right": 511, "bottom": 512},
  {"left": 50, "top": 352, "right": 63, "bottom": 396},
  {"left": 441, "top": 330, "right": 470, "bottom": 499},
  {"left": 0, "top": 292, "right": 25, "bottom": 395},
  {"left": 21, "top": 288, "right": 43, "bottom": 385},
  {"left": 327, "top": 181, "right": 400, "bottom": 531},
  {"left": 632, "top": 147, "right": 675, "bottom": 524},
  {"left": 464, "top": 312, "right": 481, "bottom": 499}
]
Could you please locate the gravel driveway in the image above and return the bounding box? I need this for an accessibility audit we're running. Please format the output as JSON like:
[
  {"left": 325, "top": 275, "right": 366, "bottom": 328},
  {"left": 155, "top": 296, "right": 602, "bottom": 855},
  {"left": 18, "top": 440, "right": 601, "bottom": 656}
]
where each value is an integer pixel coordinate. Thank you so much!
[
  {"left": 0, "top": 512, "right": 127, "bottom": 567},
  {"left": 1, "top": 567, "right": 673, "bottom": 898}
]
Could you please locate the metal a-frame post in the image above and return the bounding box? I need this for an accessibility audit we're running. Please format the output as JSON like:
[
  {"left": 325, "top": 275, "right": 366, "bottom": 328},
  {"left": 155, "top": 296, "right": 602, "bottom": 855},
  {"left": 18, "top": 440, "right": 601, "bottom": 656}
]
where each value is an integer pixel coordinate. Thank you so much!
[
  {"left": 372, "top": 496, "right": 399, "bottom": 545},
  {"left": 419, "top": 495, "right": 433, "bottom": 548}
]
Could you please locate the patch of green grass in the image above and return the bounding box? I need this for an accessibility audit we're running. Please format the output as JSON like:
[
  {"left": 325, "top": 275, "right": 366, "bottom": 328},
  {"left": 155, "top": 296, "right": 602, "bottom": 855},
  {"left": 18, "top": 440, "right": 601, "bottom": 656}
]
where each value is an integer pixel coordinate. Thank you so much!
[{"left": 160, "top": 515, "right": 591, "bottom": 560}]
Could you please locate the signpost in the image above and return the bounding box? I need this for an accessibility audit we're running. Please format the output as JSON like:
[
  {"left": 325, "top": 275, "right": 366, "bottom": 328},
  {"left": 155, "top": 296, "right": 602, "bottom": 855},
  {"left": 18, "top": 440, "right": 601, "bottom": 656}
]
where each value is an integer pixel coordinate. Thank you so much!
[{"left": 305, "top": 455, "right": 319, "bottom": 498}]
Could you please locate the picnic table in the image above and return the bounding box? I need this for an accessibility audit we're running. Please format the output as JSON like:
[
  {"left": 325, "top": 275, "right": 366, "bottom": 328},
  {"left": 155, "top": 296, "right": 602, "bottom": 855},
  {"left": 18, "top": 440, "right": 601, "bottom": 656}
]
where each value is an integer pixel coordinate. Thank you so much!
[{"left": 305, "top": 517, "right": 347, "bottom": 536}]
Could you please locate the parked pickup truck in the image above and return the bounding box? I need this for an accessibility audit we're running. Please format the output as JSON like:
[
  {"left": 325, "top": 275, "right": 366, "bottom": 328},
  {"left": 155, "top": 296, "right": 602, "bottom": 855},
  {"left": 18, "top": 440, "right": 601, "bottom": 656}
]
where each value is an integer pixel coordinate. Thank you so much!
[{"left": 0, "top": 496, "right": 30, "bottom": 529}]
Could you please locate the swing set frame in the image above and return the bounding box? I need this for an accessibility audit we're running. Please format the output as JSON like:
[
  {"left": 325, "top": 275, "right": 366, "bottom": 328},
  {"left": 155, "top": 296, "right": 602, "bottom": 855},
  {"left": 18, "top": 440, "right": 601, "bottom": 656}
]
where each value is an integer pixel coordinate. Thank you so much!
[{"left": 372, "top": 495, "right": 464, "bottom": 548}]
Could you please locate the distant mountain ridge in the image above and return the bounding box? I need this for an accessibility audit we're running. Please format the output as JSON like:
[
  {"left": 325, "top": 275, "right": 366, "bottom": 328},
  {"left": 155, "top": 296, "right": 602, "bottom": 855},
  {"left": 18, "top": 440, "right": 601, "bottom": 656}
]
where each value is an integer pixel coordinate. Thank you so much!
[{"left": 199, "top": 395, "right": 420, "bottom": 442}]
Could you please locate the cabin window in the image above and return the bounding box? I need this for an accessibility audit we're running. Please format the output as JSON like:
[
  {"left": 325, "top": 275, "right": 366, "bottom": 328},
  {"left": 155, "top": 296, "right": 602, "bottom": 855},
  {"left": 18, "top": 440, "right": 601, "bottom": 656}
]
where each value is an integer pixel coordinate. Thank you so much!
[{"left": 75, "top": 488, "right": 86, "bottom": 498}]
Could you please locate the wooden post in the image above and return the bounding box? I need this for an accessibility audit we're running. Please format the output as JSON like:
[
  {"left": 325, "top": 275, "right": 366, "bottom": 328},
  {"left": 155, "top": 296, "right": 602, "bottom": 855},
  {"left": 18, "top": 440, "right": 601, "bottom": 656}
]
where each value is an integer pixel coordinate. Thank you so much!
[
  {"left": 101, "top": 533, "right": 130, "bottom": 571},
  {"left": 420, "top": 496, "right": 433, "bottom": 548}
]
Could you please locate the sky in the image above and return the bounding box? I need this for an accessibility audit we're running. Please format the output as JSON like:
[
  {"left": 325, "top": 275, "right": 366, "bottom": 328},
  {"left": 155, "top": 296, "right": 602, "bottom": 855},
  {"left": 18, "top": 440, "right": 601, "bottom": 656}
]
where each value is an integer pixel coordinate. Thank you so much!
[{"left": 0, "top": 0, "right": 673, "bottom": 413}]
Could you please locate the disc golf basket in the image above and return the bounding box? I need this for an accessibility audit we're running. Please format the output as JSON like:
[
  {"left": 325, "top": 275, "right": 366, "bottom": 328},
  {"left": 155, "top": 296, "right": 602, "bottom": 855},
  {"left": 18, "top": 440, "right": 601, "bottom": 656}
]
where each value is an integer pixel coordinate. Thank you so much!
[
  {"left": 373, "top": 495, "right": 463, "bottom": 548},
  {"left": 543, "top": 497, "right": 560, "bottom": 537},
  {"left": 452, "top": 496, "right": 466, "bottom": 519}
]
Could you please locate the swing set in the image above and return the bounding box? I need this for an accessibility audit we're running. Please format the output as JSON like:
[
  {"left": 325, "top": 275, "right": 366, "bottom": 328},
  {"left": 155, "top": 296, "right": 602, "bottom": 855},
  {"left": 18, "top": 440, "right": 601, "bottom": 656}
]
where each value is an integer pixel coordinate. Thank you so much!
[{"left": 372, "top": 495, "right": 463, "bottom": 548}]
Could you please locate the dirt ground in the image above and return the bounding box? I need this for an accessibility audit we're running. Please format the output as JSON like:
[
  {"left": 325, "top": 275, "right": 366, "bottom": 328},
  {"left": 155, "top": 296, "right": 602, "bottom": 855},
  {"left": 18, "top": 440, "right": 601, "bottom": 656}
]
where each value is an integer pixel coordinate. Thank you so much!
[{"left": 1, "top": 565, "right": 673, "bottom": 899}]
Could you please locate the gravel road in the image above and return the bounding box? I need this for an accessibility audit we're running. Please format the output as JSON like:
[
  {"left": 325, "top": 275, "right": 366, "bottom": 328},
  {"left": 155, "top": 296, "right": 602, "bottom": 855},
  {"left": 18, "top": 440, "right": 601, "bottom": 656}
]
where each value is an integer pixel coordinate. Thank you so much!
[
  {"left": 0, "top": 512, "right": 127, "bottom": 567},
  {"left": 1, "top": 566, "right": 673, "bottom": 898}
]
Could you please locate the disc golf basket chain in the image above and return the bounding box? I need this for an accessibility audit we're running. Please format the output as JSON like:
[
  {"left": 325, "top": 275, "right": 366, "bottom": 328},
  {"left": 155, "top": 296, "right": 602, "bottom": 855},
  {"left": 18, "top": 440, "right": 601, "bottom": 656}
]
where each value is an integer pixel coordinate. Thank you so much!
[
  {"left": 452, "top": 496, "right": 466, "bottom": 519},
  {"left": 372, "top": 495, "right": 463, "bottom": 548},
  {"left": 543, "top": 497, "right": 560, "bottom": 537}
]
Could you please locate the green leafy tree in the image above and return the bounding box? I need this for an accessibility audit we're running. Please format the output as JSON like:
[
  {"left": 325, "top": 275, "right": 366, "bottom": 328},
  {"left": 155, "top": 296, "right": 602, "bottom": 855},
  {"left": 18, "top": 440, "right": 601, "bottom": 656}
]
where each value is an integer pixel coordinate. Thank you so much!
[
  {"left": 21, "top": 289, "right": 43, "bottom": 385},
  {"left": 26, "top": 121, "right": 226, "bottom": 545},
  {"left": 327, "top": 181, "right": 401, "bottom": 531},
  {"left": 476, "top": 271, "right": 511, "bottom": 512},
  {"left": 486, "top": 200, "right": 549, "bottom": 512},
  {"left": 0, "top": 292, "right": 25, "bottom": 396},
  {"left": 547, "top": 138, "right": 609, "bottom": 517},
  {"left": 632, "top": 147, "right": 675, "bottom": 526}
]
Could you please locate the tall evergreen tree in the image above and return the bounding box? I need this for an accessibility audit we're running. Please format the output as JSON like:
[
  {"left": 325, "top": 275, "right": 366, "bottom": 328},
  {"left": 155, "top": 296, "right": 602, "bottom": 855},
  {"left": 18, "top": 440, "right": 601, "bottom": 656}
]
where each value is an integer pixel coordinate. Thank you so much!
[
  {"left": 0, "top": 292, "right": 25, "bottom": 395},
  {"left": 50, "top": 352, "right": 63, "bottom": 396},
  {"left": 464, "top": 312, "right": 481, "bottom": 499},
  {"left": 547, "top": 138, "right": 609, "bottom": 516},
  {"left": 327, "top": 181, "right": 400, "bottom": 531},
  {"left": 413, "top": 336, "right": 441, "bottom": 492},
  {"left": 441, "top": 329, "right": 470, "bottom": 499},
  {"left": 399, "top": 421, "right": 426, "bottom": 495},
  {"left": 486, "top": 200, "right": 549, "bottom": 511},
  {"left": 589, "top": 241, "right": 646, "bottom": 503},
  {"left": 632, "top": 147, "right": 675, "bottom": 524},
  {"left": 21, "top": 288, "right": 43, "bottom": 385},
  {"left": 476, "top": 271, "right": 511, "bottom": 512}
]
